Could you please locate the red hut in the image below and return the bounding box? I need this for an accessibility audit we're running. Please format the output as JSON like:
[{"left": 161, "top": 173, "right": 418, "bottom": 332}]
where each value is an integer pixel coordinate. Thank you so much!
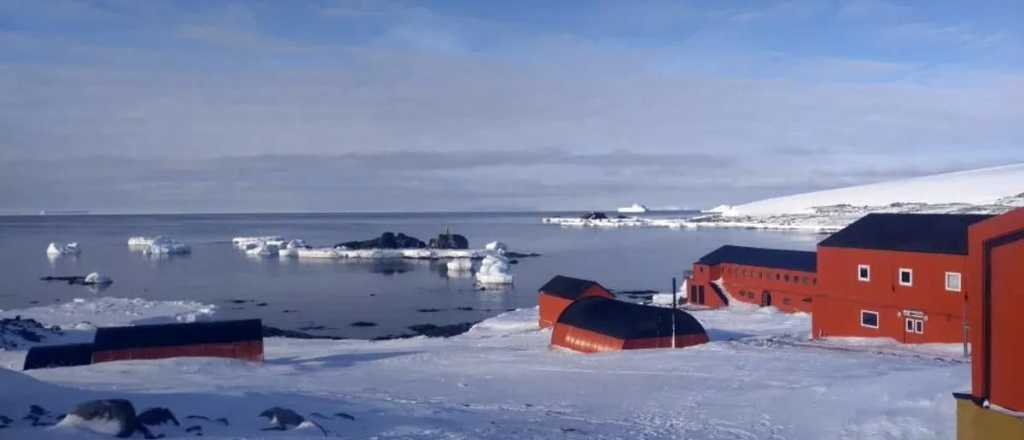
[
  {"left": 91, "top": 319, "right": 264, "bottom": 363},
  {"left": 550, "top": 297, "right": 708, "bottom": 353},
  {"left": 686, "top": 245, "right": 818, "bottom": 312},
  {"left": 537, "top": 275, "right": 614, "bottom": 328},
  {"left": 813, "top": 213, "right": 991, "bottom": 343}
]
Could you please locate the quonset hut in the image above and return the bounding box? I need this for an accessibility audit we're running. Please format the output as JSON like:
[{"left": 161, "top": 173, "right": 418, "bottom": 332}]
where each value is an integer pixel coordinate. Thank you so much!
[
  {"left": 686, "top": 245, "right": 818, "bottom": 312},
  {"left": 23, "top": 343, "right": 95, "bottom": 370},
  {"left": 92, "top": 319, "right": 264, "bottom": 363},
  {"left": 550, "top": 297, "right": 708, "bottom": 353},
  {"left": 537, "top": 275, "right": 615, "bottom": 328}
]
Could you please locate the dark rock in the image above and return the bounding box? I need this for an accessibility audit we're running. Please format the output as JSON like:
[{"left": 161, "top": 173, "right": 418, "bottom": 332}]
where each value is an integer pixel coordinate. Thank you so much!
[
  {"left": 68, "top": 399, "right": 151, "bottom": 438},
  {"left": 337, "top": 232, "right": 425, "bottom": 250},
  {"left": 407, "top": 322, "right": 477, "bottom": 338},
  {"left": 215, "top": 418, "right": 229, "bottom": 426},
  {"left": 427, "top": 231, "right": 469, "bottom": 249},
  {"left": 138, "top": 408, "right": 179, "bottom": 427},
  {"left": 350, "top": 321, "right": 377, "bottom": 327},
  {"left": 256, "top": 302, "right": 268, "bottom": 307},
  {"left": 299, "top": 325, "right": 327, "bottom": 331},
  {"left": 282, "top": 309, "right": 297, "bottom": 313},
  {"left": 580, "top": 211, "right": 607, "bottom": 220},
  {"left": 416, "top": 308, "right": 442, "bottom": 313},
  {"left": 455, "top": 307, "right": 474, "bottom": 311},
  {"left": 259, "top": 407, "right": 304, "bottom": 430},
  {"left": 0, "top": 414, "right": 11, "bottom": 425},
  {"left": 29, "top": 404, "right": 48, "bottom": 416},
  {"left": 1, "top": 318, "right": 60, "bottom": 349},
  {"left": 185, "top": 425, "right": 202, "bottom": 433},
  {"left": 334, "top": 412, "right": 356, "bottom": 421},
  {"left": 262, "top": 325, "right": 346, "bottom": 340}
]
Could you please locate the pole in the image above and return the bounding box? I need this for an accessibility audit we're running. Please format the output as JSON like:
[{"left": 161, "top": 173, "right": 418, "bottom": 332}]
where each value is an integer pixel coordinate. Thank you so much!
[{"left": 671, "top": 277, "right": 677, "bottom": 349}]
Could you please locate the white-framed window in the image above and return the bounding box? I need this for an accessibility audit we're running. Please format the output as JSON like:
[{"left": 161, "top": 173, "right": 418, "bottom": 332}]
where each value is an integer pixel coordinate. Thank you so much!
[
  {"left": 945, "top": 272, "right": 962, "bottom": 292},
  {"left": 860, "top": 310, "right": 879, "bottom": 329},
  {"left": 905, "top": 318, "right": 924, "bottom": 334},
  {"left": 858, "top": 264, "right": 871, "bottom": 282},
  {"left": 899, "top": 268, "right": 913, "bottom": 287}
]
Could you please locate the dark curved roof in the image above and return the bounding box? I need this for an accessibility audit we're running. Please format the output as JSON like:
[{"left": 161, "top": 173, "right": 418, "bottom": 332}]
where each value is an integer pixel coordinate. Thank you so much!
[
  {"left": 818, "top": 213, "right": 993, "bottom": 255},
  {"left": 697, "top": 245, "right": 817, "bottom": 272},
  {"left": 94, "top": 319, "right": 262, "bottom": 351},
  {"left": 556, "top": 297, "right": 706, "bottom": 340},
  {"left": 539, "top": 275, "right": 612, "bottom": 300},
  {"left": 24, "top": 343, "right": 94, "bottom": 370}
]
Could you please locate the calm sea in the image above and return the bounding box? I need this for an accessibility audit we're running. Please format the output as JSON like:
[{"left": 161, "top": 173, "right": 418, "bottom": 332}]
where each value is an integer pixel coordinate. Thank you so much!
[{"left": 0, "top": 212, "right": 822, "bottom": 338}]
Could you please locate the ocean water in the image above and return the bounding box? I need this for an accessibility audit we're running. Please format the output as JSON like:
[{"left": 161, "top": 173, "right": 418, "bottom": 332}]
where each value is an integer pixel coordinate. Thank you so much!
[{"left": 0, "top": 212, "right": 822, "bottom": 338}]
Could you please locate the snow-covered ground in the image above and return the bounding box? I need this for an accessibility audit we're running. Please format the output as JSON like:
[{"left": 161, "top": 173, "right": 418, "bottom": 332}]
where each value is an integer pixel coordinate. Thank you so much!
[
  {"left": 0, "top": 297, "right": 968, "bottom": 439},
  {"left": 544, "top": 164, "right": 1024, "bottom": 232}
]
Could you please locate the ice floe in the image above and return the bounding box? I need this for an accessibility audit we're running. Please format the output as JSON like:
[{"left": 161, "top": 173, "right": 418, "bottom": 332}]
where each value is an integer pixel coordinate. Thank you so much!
[
  {"left": 446, "top": 258, "right": 473, "bottom": 272},
  {"left": 127, "top": 236, "right": 160, "bottom": 247},
  {"left": 475, "top": 254, "right": 513, "bottom": 285},
  {"left": 142, "top": 237, "right": 191, "bottom": 256},
  {"left": 232, "top": 236, "right": 284, "bottom": 249},
  {"left": 296, "top": 247, "right": 340, "bottom": 259},
  {"left": 83, "top": 272, "right": 113, "bottom": 286},
  {"left": 45, "top": 242, "right": 80, "bottom": 257},
  {"left": 245, "top": 242, "right": 279, "bottom": 257}
]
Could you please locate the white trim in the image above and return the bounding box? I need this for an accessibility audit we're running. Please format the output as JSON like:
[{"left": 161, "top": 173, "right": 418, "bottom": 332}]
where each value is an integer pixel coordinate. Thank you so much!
[
  {"left": 945, "top": 272, "right": 962, "bottom": 292},
  {"left": 857, "top": 264, "right": 871, "bottom": 282},
  {"left": 898, "top": 268, "right": 913, "bottom": 287},
  {"left": 860, "top": 309, "right": 879, "bottom": 329}
]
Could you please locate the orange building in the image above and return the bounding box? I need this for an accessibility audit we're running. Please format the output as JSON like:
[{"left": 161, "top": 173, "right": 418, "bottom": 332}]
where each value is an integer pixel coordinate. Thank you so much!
[
  {"left": 686, "top": 245, "right": 818, "bottom": 312},
  {"left": 812, "top": 213, "right": 992, "bottom": 344},
  {"left": 550, "top": 296, "right": 708, "bottom": 353},
  {"left": 537, "top": 275, "right": 614, "bottom": 328},
  {"left": 954, "top": 207, "right": 1024, "bottom": 438}
]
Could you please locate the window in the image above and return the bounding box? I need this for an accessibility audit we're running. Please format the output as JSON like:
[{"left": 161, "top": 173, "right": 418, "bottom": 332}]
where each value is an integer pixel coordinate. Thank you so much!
[
  {"left": 812, "top": 278, "right": 817, "bottom": 286},
  {"left": 860, "top": 310, "right": 879, "bottom": 328},
  {"left": 899, "top": 268, "right": 913, "bottom": 287},
  {"left": 802, "top": 276, "right": 809, "bottom": 285},
  {"left": 784, "top": 274, "right": 790, "bottom": 282},
  {"left": 858, "top": 264, "right": 871, "bottom": 282},
  {"left": 946, "top": 272, "right": 962, "bottom": 292},
  {"left": 905, "top": 318, "right": 924, "bottom": 334}
]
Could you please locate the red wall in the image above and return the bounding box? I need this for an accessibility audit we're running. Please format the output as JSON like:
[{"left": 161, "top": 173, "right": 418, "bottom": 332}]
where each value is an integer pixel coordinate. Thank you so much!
[
  {"left": 538, "top": 285, "right": 614, "bottom": 328},
  {"left": 966, "top": 208, "right": 1024, "bottom": 411},
  {"left": 686, "top": 262, "right": 816, "bottom": 312},
  {"left": 550, "top": 324, "right": 624, "bottom": 353},
  {"left": 813, "top": 246, "right": 968, "bottom": 343},
  {"left": 93, "top": 340, "right": 264, "bottom": 363}
]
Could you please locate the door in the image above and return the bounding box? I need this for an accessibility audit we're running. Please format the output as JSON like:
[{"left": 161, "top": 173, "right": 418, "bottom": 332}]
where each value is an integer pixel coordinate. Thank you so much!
[
  {"left": 761, "top": 291, "right": 772, "bottom": 307},
  {"left": 990, "top": 238, "right": 1024, "bottom": 410},
  {"left": 697, "top": 285, "right": 705, "bottom": 305}
]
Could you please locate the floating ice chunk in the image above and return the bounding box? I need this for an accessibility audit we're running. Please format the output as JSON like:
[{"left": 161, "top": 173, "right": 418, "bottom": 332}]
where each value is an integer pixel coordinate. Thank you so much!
[
  {"left": 485, "top": 241, "right": 507, "bottom": 252},
  {"left": 246, "top": 242, "right": 279, "bottom": 257},
  {"left": 143, "top": 237, "right": 191, "bottom": 256},
  {"left": 475, "top": 254, "right": 513, "bottom": 285},
  {"left": 400, "top": 249, "right": 437, "bottom": 259},
  {"left": 83, "top": 272, "right": 113, "bottom": 285},
  {"left": 336, "top": 249, "right": 401, "bottom": 259},
  {"left": 297, "top": 247, "right": 339, "bottom": 259},
  {"left": 127, "top": 236, "right": 161, "bottom": 247},
  {"left": 46, "top": 242, "right": 81, "bottom": 256},
  {"left": 232, "top": 236, "right": 283, "bottom": 249},
  {"left": 447, "top": 258, "right": 473, "bottom": 271},
  {"left": 651, "top": 293, "right": 680, "bottom": 306},
  {"left": 286, "top": 239, "right": 307, "bottom": 249}
]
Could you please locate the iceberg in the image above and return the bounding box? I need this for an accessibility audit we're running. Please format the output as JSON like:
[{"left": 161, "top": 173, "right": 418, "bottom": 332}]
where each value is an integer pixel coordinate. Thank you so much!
[
  {"left": 484, "top": 241, "right": 507, "bottom": 252},
  {"left": 127, "top": 236, "right": 161, "bottom": 247},
  {"left": 246, "top": 242, "right": 279, "bottom": 257},
  {"left": 296, "top": 247, "right": 340, "bottom": 259},
  {"left": 278, "top": 240, "right": 308, "bottom": 258},
  {"left": 142, "top": 238, "right": 191, "bottom": 256},
  {"left": 83, "top": 272, "right": 113, "bottom": 286},
  {"left": 46, "top": 242, "right": 81, "bottom": 257},
  {"left": 617, "top": 203, "right": 649, "bottom": 213},
  {"left": 475, "top": 254, "right": 513, "bottom": 285},
  {"left": 232, "top": 236, "right": 284, "bottom": 249},
  {"left": 446, "top": 258, "right": 473, "bottom": 271}
]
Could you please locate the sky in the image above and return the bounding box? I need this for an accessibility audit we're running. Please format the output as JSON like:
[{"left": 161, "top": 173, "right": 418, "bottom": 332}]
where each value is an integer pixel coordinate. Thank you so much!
[{"left": 0, "top": 0, "right": 1022, "bottom": 214}]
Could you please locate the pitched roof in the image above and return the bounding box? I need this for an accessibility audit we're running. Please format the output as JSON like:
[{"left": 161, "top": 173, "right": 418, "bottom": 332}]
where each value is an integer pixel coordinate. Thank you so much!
[
  {"left": 555, "top": 297, "right": 706, "bottom": 340},
  {"left": 93, "top": 319, "right": 262, "bottom": 352},
  {"left": 818, "top": 213, "right": 994, "bottom": 255},
  {"left": 697, "top": 245, "right": 817, "bottom": 272},
  {"left": 539, "top": 275, "right": 612, "bottom": 300}
]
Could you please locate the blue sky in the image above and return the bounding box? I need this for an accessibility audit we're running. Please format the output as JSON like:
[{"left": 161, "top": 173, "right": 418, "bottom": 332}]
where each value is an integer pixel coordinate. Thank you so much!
[{"left": 1, "top": 0, "right": 1021, "bottom": 213}]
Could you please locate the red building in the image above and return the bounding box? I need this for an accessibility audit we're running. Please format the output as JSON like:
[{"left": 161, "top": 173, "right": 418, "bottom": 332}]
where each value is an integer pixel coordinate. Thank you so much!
[
  {"left": 92, "top": 319, "right": 264, "bottom": 363},
  {"left": 686, "top": 245, "right": 818, "bottom": 313},
  {"left": 550, "top": 296, "right": 708, "bottom": 353},
  {"left": 812, "top": 213, "right": 992, "bottom": 344},
  {"left": 537, "top": 275, "right": 614, "bottom": 328},
  {"left": 954, "top": 207, "right": 1024, "bottom": 438}
]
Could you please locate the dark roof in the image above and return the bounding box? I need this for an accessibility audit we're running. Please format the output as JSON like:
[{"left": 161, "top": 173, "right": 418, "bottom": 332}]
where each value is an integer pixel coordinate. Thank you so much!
[
  {"left": 697, "top": 245, "right": 817, "bottom": 272},
  {"left": 818, "top": 213, "right": 994, "bottom": 255},
  {"left": 23, "top": 343, "right": 94, "bottom": 370},
  {"left": 93, "top": 319, "right": 262, "bottom": 352},
  {"left": 539, "top": 275, "right": 612, "bottom": 300},
  {"left": 556, "top": 297, "right": 706, "bottom": 340}
]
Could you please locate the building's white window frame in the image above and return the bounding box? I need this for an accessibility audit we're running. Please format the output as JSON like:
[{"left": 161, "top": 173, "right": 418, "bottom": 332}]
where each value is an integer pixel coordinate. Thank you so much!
[
  {"left": 905, "top": 318, "right": 924, "bottom": 334},
  {"left": 915, "top": 319, "right": 924, "bottom": 334},
  {"left": 860, "top": 310, "right": 879, "bottom": 329},
  {"left": 945, "top": 272, "right": 962, "bottom": 292},
  {"left": 898, "top": 268, "right": 913, "bottom": 287},
  {"left": 858, "top": 264, "right": 871, "bottom": 282}
]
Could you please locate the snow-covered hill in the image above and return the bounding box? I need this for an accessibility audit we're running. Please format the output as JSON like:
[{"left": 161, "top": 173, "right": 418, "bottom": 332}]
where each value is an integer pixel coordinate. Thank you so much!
[{"left": 728, "top": 163, "right": 1024, "bottom": 216}]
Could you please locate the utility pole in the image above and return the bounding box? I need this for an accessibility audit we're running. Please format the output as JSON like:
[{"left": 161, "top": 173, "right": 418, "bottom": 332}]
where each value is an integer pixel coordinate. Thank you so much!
[{"left": 672, "top": 277, "right": 677, "bottom": 349}]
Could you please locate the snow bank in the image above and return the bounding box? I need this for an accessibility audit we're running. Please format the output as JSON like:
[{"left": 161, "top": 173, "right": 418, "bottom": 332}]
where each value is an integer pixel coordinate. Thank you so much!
[
  {"left": 475, "top": 254, "right": 513, "bottom": 285},
  {"left": 46, "top": 242, "right": 80, "bottom": 257},
  {"left": 0, "top": 297, "right": 216, "bottom": 329}
]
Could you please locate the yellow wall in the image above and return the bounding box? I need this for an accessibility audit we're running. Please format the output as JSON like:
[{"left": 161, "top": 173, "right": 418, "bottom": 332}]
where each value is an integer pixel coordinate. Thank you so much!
[{"left": 957, "top": 397, "right": 1024, "bottom": 440}]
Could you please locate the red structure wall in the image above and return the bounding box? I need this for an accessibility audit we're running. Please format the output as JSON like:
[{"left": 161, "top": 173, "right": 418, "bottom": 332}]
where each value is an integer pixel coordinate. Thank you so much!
[
  {"left": 550, "top": 324, "right": 625, "bottom": 353},
  {"left": 686, "top": 262, "right": 816, "bottom": 312},
  {"left": 92, "top": 340, "right": 264, "bottom": 364},
  {"left": 966, "top": 208, "right": 1024, "bottom": 412},
  {"left": 538, "top": 285, "right": 614, "bottom": 328},
  {"left": 812, "top": 247, "right": 968, "bottom": 343}
]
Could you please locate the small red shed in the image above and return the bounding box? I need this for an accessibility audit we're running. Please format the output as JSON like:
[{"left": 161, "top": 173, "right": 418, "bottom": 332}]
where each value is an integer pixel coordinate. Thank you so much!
[
  {"left": 537, "top": 275, "right": 614, "bottom": 328},
  {"left": 686, "top": 245, "right": 818, "bottom": 312},
  {"left": 92, "top": 319, "right": 264, "bottom": 363},
  {"left": 550, "top": 297, "right": 708, "bottom": 353}
]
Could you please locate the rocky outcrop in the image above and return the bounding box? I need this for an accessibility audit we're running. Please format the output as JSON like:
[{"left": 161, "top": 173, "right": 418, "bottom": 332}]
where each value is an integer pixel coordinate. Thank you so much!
[
  {"left": 428, "top": 232, "right": 469, "bottom": 249},
  {"left": 137, "top": 407, "right": 179, "bottom": 427},
  {"left": 61, "top": 399, "right": 152, "bottom": 438},
  {"left": 337, "top": 232, "right": 426, "bottom": 249}
]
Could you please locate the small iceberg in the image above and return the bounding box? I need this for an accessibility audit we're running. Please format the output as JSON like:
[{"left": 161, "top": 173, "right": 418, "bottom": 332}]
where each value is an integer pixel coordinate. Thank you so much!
[
  {"left": 278, "top": 239, "right": 308, "bottom": 258},
  {"left": 142, "top": 238, "right": 191, "bottom": 256},
  {"left": 446, "top": 258, "right": 473, "bottom": 271},
  {"left": 485, "top": 241, "right": 507, "bottom": 252},
  {"left": 475, "top": 254, "right": 513, "bottom": 285},
  {"left": 233, "top": 236, "right": 283, "bottom": 249},
  {"left": 127, "top": 236, "right": 160, "bottom": 247},
  {"left": 46, "top": 242, "right": 81, "bottom": 257},
  {"left": 297, "top": 247, "right": 340, "bottom": 259},
  {"left": 83, "top": 272, "right": 113, "bottom": 286},
  {"left": 246, "top": 242, "right": 279, "bottom": 257},
  {"left": 617, "top": 203, "right": 649, "bottom": 214}
]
